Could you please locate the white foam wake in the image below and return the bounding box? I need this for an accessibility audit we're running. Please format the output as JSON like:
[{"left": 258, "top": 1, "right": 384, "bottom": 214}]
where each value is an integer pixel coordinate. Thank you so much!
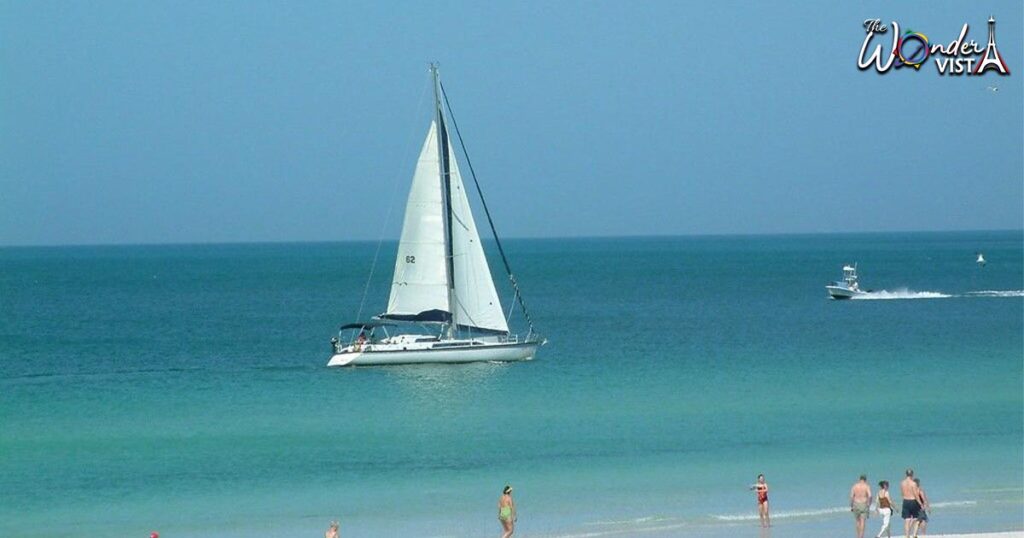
[
  {"left": 852, "top": 288, "right": 953, "bottom": 300},
  {"left": 965, "top": 290, "right": 1024, "bottom": 298}
]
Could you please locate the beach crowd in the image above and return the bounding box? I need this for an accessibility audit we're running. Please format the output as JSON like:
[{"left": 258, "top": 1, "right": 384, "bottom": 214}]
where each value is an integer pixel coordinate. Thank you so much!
[
  {"left": 308, "top": 470, "right": 936, "bottom": 538},
  {"left": 754, "top": 468, "right": 932, "bottom": 538}
]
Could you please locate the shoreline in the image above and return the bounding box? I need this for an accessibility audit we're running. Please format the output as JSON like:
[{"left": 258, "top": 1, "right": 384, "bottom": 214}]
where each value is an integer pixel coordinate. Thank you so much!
[{"left": 930, "top": 534, "right": 1024, "bottom": 538}]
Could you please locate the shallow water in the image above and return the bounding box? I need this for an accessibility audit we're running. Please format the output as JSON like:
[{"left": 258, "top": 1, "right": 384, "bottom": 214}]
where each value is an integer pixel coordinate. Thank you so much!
[{"left": 2, "top": 231, "right": 1022, "bottom": 537}]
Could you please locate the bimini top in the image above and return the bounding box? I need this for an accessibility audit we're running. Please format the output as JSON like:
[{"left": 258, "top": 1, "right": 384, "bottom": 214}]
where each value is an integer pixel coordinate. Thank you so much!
[{"left": 339, "top": 321, "right": 396, "bottom": 330}]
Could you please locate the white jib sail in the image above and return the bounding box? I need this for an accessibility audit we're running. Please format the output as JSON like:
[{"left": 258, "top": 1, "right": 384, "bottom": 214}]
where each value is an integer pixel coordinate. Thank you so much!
[
  {"left": 447, "top": 143, "right": 509, "bottom": 334},
  {"left": 385, "top": 121, "right": 450, "bottom": 319}
]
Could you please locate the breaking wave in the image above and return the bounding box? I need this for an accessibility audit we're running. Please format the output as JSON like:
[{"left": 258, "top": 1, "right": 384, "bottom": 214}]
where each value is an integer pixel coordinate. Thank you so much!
[
  {"left": 711, "top": 506, "right": 848, "bottom": 521},
  {"left": 711, "top": 500, "right": 977, "bottom": 522},
  {"left": 584, "top": 516, "right": 675, "bottom": 526},
  {"left": 562, "top": 500, "right": 983, "bottom": 537},
  {"left": 548, "top": 518, "right": 688, "bottom": 537},
  {"left": 929, "top": 500, "right": 980, "bottom": 509}
]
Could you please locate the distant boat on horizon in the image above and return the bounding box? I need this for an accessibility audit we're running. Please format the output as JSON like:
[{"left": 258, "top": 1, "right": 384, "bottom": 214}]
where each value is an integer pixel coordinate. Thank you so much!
[{"left": 327, "top": 65, "right": 544, "bottom": 367}]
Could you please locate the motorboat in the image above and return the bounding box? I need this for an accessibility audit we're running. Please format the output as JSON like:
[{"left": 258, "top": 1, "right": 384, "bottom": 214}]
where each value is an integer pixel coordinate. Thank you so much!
[{"left": 826, "top": 264, "right": 868, "bottom": 300}]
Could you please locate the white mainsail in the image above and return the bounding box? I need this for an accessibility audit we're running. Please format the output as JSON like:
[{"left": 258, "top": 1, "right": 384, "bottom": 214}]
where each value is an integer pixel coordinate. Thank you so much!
[
  {"left": 384, "top": 121, "right": 450, "bottom": 320},
  {"left": 448, "top": 143, "right": 509, "bottom": 334}
]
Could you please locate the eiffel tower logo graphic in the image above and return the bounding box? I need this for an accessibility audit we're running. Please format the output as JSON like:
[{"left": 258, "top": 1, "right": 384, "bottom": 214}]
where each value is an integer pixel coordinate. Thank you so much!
[{"left": 973, "top": 16, "right": 1010, "bottom": 75}]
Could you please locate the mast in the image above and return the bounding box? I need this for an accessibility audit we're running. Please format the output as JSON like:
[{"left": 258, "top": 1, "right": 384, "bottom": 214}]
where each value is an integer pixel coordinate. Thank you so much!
[{"left": 431, "top": 64, "right": 457, "bottom": 337}]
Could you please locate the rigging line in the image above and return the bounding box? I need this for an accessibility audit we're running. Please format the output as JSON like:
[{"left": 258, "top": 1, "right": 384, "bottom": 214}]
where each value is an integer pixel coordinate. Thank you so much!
[
  {"left": 505, "top": 289, "right": 518, "bottom": 323},
  {"left": 355, "top": 77, "right": 431, "bottom": 322},
  {"left": 439, "top": 81, "right": 536, "bottom": 334}
]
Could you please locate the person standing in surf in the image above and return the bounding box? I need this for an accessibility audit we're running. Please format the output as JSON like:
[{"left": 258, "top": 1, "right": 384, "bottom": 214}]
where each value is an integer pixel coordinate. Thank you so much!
[
  {"left": 850, "top": 474, "right": 872, "bottom": 538},
  {"left": 750, "top": 474, "right": 770, "bottom": 528},
  {"left": 498, "top": 485, "right": 516, "bottom": 538},
  {"left": 876, "top": 480, "right": 894, "bottom": 538},
  {"left": 914, "top": 478, "right": 929, "bottom": 536},
  {"left": 901, "top": 469, "right": 921, "bottom": 538},
  {"left": 324, "top": 520, "right": 339, "bottom": 538}
]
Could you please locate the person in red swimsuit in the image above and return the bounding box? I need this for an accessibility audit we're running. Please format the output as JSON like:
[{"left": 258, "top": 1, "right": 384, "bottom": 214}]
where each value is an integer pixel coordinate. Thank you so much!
[{"left": 750, "top": 474, "right": 770, "bottom": 528}]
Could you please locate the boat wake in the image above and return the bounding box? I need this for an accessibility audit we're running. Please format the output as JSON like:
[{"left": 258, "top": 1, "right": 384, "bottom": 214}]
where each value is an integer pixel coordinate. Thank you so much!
[
  {"left": 965, "top": 290, "right": 1024, "bottom": 298},
  {"left": 849, "top": 289, "right": 1024, "bottom": 300},
  {"left": 852, "top": 288, "right": 952, "bottom": 300}
]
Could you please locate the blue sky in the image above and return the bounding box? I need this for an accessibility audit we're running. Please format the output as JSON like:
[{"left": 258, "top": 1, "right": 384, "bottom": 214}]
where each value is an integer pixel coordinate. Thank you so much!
[{"left": 1, "top": 0, "right": 1021, "bottom": 246}]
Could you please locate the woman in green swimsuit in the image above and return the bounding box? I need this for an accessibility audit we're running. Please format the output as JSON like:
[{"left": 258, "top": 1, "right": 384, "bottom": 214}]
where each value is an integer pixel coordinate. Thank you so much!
[{"left": 498, "top": 485, "right": 516, "bottom": 537}]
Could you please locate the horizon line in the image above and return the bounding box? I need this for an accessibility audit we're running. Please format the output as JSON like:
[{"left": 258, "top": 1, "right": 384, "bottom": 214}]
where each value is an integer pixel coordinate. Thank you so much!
[{"left": 1, "top": 227, "right": 1021, "bottom": 249}]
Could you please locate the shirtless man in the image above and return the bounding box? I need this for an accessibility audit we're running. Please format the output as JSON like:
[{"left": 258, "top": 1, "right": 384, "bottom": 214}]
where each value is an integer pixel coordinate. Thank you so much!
[
  {"left": 850, "top": 474, "right": 873, "bottom": 538},
  {"left": 900, "top": 469, "right": 921, "bottom": 538}
]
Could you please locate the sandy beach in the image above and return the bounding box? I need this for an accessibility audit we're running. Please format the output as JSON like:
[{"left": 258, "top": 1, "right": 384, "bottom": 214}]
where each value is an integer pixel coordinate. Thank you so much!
[
  {"left": 932, "top": 534, "right": 1024, "bottom": 538},
  {"left": 932, "top": 533, "right": 1024, "bottom": 538},
  {"left": 547, "top": 525, "right": 1024, "bottom": 538}
]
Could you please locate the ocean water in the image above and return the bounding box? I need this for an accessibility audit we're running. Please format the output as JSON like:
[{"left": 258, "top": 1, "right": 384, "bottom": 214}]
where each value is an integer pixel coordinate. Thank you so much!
[{"left": 1, "top": 231, "right": 1022, "bottom": 538}]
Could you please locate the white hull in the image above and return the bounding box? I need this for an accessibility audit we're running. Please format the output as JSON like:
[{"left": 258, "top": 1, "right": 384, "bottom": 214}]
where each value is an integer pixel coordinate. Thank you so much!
[
  {"left": 327, "top": 341, "right": 540, "bottom": 367},
  {"left": 826, "top": 285, "right": 866, "bottom": 299}
]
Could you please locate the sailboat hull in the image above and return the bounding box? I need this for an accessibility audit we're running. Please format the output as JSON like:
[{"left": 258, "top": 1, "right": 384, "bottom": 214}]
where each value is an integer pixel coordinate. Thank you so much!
[{"left": 327, "top": 341, "right": 541, "bottom": 367}]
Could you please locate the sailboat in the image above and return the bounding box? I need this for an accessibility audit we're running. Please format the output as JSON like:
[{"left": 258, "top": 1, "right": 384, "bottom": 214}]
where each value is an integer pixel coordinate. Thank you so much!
[{"left": 327, "top": 65, "right": 545, "bottom": 367}]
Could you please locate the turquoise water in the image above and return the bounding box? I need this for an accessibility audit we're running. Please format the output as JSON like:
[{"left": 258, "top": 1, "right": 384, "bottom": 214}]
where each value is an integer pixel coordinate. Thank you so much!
[{"left": 2, "top": 231, "right": 1022, "bottom": 537}]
